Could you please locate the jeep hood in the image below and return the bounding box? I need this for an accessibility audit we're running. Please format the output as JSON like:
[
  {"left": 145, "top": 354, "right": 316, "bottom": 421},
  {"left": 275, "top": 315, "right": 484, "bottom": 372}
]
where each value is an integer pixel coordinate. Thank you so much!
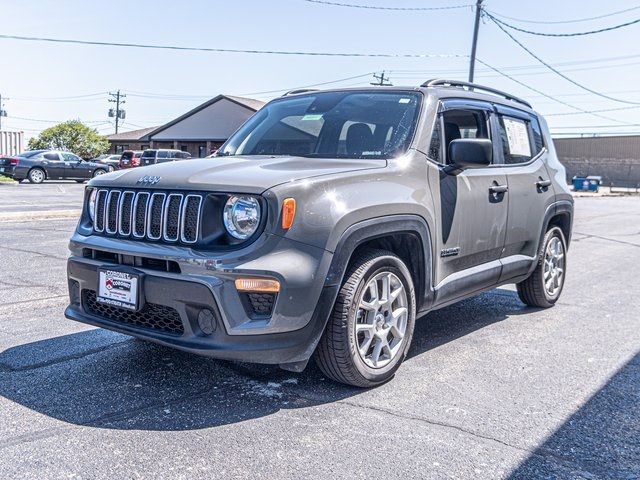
[{"left": 89, "top": 155, "right": 386, "bottom": 193}]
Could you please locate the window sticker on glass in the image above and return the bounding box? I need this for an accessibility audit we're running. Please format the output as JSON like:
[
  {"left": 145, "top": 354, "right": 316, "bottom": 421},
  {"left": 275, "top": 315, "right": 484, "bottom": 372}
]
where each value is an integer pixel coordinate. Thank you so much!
[
  {"left": 503, "top": 117, "right": 531, "bottom": 156},
  {"left": 301, "top": 114, "right": 323, "bottom": 121},
  {"left": 398, "top": 98, "right": 411, "bottom": 104}
]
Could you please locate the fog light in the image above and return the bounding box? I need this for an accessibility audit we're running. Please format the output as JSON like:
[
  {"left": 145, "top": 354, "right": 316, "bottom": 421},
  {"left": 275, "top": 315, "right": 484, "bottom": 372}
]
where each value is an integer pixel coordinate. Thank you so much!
[
  {"left": 197, "top": 308, "right": 216, "bottom": 335},
  {"left": 235, "top": 278, "right": 280, "bottom": 293}
]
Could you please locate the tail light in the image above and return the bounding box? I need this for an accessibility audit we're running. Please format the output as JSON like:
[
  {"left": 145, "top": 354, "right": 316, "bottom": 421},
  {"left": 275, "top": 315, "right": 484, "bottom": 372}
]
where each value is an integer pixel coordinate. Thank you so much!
[
  {"left": 132, "top": 157, "right": 140, "bottom": 166},
  {"left": 9, "top": 158, "right": 19, "bottom": 166}
]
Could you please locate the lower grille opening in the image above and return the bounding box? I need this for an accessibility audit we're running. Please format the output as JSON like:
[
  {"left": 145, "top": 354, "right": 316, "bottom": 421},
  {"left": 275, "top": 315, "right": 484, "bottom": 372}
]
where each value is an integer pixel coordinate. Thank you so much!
[
  {"left": 82, "top": 290, "right": 184, "bottom": 336},
  {"left": 241, "top": 292, "right": 276, "bottom": 319}
]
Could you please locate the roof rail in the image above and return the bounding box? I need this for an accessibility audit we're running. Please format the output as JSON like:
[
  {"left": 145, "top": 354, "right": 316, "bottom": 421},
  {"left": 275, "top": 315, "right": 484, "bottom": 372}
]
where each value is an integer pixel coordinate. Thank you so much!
[
  {"left": 422, "top": 79, "right": 532, "bottom": 108},
  {"left": 282, "top": 88, "right": 319, "bottom": 97}
]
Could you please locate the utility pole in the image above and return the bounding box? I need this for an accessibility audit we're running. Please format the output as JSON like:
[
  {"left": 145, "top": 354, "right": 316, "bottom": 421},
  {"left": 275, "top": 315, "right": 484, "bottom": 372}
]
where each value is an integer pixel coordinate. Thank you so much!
[
  {"left": 468, "top": 0, "right": 484, "bottom": 83},
  {"left": 0, "top": 94, "right": 7, "bottom": 131},
  {"left": 108, "top": 90, "right": 126, "bottom": 134},
  {"left": 371, "top": 71, "right": 392, "bottom": 86}
]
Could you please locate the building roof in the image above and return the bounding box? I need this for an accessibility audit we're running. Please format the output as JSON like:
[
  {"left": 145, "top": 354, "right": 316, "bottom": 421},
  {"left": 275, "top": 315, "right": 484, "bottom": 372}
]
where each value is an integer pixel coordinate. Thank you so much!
[
  {"left": 146, "top": 95, "right": 265, "bottom": 140},
  {"left": 224, "top": 95, "right": 267, "bottom": 111},
  {"left": 107, "top": 126, "right": 159, "bottom": 142}
]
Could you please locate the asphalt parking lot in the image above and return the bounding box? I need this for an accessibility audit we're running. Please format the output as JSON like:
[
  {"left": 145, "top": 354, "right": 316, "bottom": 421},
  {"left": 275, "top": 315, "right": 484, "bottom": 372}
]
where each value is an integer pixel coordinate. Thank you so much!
[{"left": 0, "top": 182, "right": 638, "bottom": 479}]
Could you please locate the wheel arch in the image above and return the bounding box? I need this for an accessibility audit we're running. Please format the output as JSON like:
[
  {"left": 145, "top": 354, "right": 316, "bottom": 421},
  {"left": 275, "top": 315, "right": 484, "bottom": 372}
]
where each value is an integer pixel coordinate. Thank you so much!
[
  {"left": 543, "top": 200, "right": 573, "bottom": 248},
  {"left": 325, "top": 215, "right": 435, "bottom": 311}
]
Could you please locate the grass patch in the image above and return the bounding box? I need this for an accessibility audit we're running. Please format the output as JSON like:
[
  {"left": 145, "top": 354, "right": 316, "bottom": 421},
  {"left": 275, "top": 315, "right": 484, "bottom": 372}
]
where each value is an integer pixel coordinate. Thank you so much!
[{"left": 0, "top": 174, "right": 17, "bottom": 184}]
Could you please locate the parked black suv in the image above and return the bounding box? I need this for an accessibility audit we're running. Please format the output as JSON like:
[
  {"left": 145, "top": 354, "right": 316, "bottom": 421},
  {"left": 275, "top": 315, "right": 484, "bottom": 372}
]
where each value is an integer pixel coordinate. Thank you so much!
[{"left": 66, "top": 80, "right": 573, "bottom": 387}]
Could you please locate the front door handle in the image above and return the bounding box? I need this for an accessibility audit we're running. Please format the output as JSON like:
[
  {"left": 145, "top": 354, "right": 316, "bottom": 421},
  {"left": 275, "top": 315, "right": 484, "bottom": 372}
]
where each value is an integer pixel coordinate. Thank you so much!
[
  {"left": 536, "top": 179, "right": 552, "bottom": 189},
  {"left": 489, "top": 184, "right": 508, "bottom": 194}
]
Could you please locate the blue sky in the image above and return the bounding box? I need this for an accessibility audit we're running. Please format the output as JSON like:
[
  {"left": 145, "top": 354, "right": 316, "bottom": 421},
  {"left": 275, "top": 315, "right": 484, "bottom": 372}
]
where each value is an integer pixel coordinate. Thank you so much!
[{"left": 2, "top": 0, "right": 640, "bottom": 139}]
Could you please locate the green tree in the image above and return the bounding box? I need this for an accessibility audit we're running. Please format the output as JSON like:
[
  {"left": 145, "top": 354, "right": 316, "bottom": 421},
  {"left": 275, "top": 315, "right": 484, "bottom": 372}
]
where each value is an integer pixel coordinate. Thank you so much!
[{"left": 27, "top": 120, "right": 110, "bottom": 159}]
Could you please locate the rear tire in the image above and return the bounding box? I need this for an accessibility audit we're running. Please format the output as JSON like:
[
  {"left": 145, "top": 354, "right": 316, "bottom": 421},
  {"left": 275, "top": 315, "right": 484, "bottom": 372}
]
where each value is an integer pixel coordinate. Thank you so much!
[
  {"left": 75, "top": 180, "right": 85, "bottom": 183},
  {"left": 517, "top": 227, "right": 567, "bottom": 308},
  {"left": 92, "top": 169, "right": 107, "bottom": 178},
  {"left": 315, "top": 249, "right": 416, "bottom": 388},
  {"left": 27, "top": 168, "right": 45, "bottom": 184}
]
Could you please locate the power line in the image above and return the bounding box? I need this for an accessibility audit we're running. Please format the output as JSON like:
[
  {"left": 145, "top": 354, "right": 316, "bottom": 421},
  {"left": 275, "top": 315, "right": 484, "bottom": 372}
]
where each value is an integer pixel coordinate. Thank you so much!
[
  {"left": 475, "top": 58, "right": 640, "bottom": 127},
  {"left": 485, "top": 14, "right": 640, "bottom": 106},
  {"left": 0, "top": 34, "right": 466, "bottom": 59},
  {"left": 486, "top": 11, "right": 640, "bottom": 37},
  {"left": 486, "top": 4, "right": 640, "bottom": 25},
  {"left": 8, "top": 92, "right": 107, "bottom": 100},
  {"left": 300, "top": 0, "right": 472, "bottom": 11},
  {"left": 545, "top": 105, "right": 640, "bottom": 116},
  {"left": 6, "top": 115, "right": 107, "bottom": 124}
]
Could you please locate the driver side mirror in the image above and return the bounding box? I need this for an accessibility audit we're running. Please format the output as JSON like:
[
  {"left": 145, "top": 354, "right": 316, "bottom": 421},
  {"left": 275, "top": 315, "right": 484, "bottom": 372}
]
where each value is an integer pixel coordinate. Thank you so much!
[{"left": 448, "top": 138, "right": 492, "bottom": 169}]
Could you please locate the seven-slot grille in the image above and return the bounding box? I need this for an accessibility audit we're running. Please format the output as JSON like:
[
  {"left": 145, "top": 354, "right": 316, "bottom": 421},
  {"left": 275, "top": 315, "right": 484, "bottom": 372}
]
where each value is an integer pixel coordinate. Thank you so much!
[{"left": 93, "top": 189, "right": 202, "bottom": 244}]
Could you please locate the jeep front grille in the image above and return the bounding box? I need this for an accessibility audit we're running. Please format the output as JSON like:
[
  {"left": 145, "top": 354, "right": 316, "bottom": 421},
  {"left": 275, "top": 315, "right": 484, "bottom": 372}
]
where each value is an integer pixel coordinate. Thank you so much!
[{"left": 93, "top": 189, "right": 202, "bottom": 244}]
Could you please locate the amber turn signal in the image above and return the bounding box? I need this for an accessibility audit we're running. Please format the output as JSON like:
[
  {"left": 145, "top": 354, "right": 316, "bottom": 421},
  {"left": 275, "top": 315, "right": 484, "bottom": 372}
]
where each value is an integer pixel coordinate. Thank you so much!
[
  {"left": 281, "top": 198, "right": 296, "bottom": 230},
  {"left": 235, "top": 278, "right": 281, "bottom": 293}
]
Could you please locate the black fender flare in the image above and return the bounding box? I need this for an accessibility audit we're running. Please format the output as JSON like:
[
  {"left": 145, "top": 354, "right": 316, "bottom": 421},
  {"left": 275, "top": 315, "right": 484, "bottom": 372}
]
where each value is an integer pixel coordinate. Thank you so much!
[
  {"left": 528, "top": 200, "right": 574, "bottom": 275},
  {"left": 324, "top": 214, "right": 435, "bottom": 310}
]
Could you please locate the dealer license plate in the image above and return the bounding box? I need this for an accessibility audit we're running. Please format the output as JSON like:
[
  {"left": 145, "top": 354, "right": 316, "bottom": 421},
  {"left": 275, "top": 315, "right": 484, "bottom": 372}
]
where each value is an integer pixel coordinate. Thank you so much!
[{"left": 97, "top": 268, "right": 140, "bottom": 311}]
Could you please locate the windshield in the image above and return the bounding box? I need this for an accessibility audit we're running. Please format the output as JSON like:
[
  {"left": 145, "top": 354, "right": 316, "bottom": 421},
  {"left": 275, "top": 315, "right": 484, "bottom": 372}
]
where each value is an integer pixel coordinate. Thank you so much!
[{"left": 219, "top": 91, "right": 421, "bottom": 159}]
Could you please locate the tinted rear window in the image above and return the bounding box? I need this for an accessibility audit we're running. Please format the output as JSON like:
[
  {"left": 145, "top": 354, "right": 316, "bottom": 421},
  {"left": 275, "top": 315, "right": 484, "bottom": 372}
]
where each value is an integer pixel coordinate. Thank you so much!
[
  {"left": 19, "top": 150, "right": 45, "bottom": 158},
  {"left": 141, "top": 150, "right": 156, "bottom": 158},
  {"left": 121, "top": 152, "right": 133, "bottom": 160}
]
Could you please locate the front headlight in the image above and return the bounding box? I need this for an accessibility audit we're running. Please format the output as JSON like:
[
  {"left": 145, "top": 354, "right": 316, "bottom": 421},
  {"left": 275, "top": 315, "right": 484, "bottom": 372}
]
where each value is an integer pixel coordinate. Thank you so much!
[
  {"left": 88, "top": 189, "right": 98, "bottom": 223},
  {"left": 223, "top": 195, "right": 261, "bottom": 240}
]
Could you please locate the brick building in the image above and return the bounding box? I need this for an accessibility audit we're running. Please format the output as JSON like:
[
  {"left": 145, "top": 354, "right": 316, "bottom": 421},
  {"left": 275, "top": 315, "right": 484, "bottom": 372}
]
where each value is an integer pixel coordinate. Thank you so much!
[{"left": 107, "top": 95, "right": 264, "bottom": 158}]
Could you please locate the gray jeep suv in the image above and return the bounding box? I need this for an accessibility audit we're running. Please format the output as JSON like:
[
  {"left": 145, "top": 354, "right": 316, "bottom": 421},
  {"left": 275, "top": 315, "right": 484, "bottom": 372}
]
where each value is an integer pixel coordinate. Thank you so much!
[{"left": 65, "top": 80, "right": 573, "bottom": 387}]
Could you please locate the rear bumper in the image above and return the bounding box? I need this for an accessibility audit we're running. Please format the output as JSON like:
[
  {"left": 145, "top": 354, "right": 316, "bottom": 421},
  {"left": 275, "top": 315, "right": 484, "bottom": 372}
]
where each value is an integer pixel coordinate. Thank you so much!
[{"left": 0, "top": 166, "right": 17, "bottom": 178}]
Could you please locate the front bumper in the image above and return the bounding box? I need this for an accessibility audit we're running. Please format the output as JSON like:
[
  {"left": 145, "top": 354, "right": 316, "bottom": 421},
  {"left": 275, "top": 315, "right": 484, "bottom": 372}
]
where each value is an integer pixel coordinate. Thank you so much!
[{"left": 65, "top": 232, "right": 337, "bottom": 366}]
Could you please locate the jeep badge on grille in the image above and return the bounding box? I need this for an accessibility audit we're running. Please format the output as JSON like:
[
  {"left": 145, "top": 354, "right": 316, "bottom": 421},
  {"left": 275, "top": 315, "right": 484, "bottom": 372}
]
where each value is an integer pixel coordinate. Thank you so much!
[{"left": 136, "top": 175, "right": 161, "bottom": 186}]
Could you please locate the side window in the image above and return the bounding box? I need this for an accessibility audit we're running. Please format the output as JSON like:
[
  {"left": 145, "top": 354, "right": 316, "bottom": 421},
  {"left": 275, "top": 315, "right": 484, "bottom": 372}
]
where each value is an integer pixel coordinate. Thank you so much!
[
  {"left": 43, "top": 153, "right": 59, "bottom": 160},
  {"left": 157, "top": 151, "right": 170, "bottom": 162},
  {"left": 62, "top": 153, "right": 80, "bottom": 161},
  {"left": 498, "top": 115, "right": 533, "bottom": 164},
  {"left": 441, "top": 109, "right": 490, "bottom": 164},
  {"left": 427, "top": 119, "right": 442, "bottom": 163}
]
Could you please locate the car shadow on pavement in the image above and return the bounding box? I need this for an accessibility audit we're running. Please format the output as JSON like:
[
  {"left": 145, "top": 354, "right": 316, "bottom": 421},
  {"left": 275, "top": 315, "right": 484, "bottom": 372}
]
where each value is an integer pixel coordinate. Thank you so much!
[
  {"left": 1, "top": 287, "right": 533, "bottom": 432},
  {"left": 508, "top": 351, "right": 640, "bottom": 479}
]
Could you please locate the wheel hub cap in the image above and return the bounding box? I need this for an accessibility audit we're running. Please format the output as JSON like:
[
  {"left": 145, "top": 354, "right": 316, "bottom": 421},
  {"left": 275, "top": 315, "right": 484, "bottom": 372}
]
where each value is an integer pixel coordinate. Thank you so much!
[
  {"left": 543, "top": 237, "right": 565, "bottom": 297},
  {"left": 355, "top": 272, "right": 408, "bottom": 369}
]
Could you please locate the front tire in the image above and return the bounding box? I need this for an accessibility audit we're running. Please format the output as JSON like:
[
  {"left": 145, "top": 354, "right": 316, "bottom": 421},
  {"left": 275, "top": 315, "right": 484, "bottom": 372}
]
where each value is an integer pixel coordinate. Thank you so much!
[
  {"left": 27, "top": 168, "right": 45, "bottom": 184},
  {"left": 315, "top": 249, "right": 416, "bottom": 388},
  {"left": 517, "top": 227, "right": 567, "bottom": 308}
]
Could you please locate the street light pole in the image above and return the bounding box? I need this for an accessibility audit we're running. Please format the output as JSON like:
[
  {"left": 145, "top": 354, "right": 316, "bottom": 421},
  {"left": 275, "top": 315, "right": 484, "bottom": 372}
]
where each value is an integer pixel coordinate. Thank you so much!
[{"left": 468, "top": 0, "right": 484, "bottom": 83}]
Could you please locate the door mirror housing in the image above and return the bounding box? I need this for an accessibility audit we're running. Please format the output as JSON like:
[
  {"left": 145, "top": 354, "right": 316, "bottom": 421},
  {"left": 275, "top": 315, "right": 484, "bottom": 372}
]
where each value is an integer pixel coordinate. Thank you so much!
[{"left": 448, "top": 138, "right": 492, "bottom": 169}]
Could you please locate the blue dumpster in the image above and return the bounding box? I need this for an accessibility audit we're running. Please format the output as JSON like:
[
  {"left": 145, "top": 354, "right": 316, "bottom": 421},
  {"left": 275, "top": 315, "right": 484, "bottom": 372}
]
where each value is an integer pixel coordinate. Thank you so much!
[{"left": 572, "top": 175, "right": 602, "bottom": 192}]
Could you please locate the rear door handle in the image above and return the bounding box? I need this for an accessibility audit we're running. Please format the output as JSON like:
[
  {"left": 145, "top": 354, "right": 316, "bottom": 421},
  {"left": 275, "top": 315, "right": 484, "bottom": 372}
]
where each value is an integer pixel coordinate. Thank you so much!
[
  {"left": 536, "top": 179, "right": 552, "bottom": 188},
  {"left": 489, "top": 184, "right": 508, "bottom": 194}
]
